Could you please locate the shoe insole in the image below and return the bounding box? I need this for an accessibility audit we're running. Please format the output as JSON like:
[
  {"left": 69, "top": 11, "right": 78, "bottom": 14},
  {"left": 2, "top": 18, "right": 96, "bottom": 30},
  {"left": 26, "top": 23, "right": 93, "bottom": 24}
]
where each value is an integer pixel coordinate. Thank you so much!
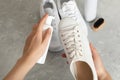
[
  {"left": 75, "top": 61, "right": 93, "bottom": 80},
  {"left": 61, "top": 0, "right": 70, "bottom": 4},
  {"left": 44, "top": 2, "right": 53, "bottom": 9}
]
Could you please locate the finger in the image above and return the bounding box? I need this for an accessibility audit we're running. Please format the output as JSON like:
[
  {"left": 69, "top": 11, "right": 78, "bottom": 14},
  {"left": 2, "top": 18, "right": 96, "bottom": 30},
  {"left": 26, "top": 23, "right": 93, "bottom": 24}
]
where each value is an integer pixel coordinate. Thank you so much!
[
  {"left": 35, "top": 14, "right": 48, "bottom": 40},
  {"left": 32, "top": 24, "right": 38, "bottom": 31},
  {"left": 90, "top": 43, "right": 102, "bottom": 63},
  {"left": 31, "top": 24, "right": 39, "bottom": 36},
  {"left": 90, "top": 43, "right": 106, "bottom": 73},
  {"left": 90, "top": 43, "right": 98, "bottom": 57},
  {"left": 61, "top": 54, "right": 69, "bottom": 64},
  {"left": 27, "top": 24, "right": 38, "bottom": 42},
  {"left": 42, "top": 28, "right": 51, "bottom": 42},
  {"left": 24, "top": 24, "right": 39, "bottom": 54},
  {"left": 37, "top": 14, "right": 48, "bottom": 32},
  {"left": 61, "top": 53, "right": 67, "bottom": 58},
  {"left": 42, "top": 28, "right": 52, "bottom": 47}
]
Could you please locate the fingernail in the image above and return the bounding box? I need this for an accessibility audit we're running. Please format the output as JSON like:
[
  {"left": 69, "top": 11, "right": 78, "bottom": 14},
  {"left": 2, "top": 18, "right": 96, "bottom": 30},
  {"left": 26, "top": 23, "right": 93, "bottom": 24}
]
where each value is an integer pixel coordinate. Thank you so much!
[{"left": 61, "top": 53, "right": 66, "bottom": 58}]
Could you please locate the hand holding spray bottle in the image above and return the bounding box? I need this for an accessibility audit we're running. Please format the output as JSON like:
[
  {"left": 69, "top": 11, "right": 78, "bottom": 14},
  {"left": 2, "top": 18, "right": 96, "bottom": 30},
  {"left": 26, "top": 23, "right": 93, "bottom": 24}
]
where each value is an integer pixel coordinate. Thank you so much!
[{"left": 37, "top": 16, "right": 54, "bottom": 64}]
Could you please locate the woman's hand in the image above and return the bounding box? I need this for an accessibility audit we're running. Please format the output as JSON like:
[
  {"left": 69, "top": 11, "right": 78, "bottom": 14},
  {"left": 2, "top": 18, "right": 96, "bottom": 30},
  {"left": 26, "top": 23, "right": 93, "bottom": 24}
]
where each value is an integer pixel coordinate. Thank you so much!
[
  {"left": 22, "top": 14, "right": 52, "bottom": 64},
  {"left": 4, "top": 14, "right": 52, "bottom": 80},
  {"left": 62, "top": 43, "right": 112, "bottom": 80},
  {"left": 90, "top": 43, "right": 112, "bottom": 80}
]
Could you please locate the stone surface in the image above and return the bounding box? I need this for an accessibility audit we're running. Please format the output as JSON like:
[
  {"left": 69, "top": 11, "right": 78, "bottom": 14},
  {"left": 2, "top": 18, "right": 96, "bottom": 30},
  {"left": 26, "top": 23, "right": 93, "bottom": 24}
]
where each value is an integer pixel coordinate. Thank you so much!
[{"left": 0, "top": 0, "right": 120, "bottom": 80}]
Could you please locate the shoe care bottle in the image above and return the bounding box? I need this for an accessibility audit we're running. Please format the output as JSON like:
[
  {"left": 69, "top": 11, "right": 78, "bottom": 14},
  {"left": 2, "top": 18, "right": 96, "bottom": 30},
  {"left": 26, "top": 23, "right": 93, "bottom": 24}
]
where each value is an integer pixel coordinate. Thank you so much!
[
  {"left": 37, "top": 16, "right": 54, "bottom": 64},
  {"left": 84, "top": 0, "right": 98, "bottom": 22}
]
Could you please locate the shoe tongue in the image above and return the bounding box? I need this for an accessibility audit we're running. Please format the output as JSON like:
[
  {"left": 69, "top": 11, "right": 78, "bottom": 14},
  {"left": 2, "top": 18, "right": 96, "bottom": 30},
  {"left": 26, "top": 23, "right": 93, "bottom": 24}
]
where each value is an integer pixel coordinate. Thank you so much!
[
  {"left": 45, "top": 8, "right": 54, "bottom": 16},
  {"left": 61, "top": 1, "right": 75, "bottom": 18},
  {"left": 60, "top": 17, "right": 77, "bottom": 29}
]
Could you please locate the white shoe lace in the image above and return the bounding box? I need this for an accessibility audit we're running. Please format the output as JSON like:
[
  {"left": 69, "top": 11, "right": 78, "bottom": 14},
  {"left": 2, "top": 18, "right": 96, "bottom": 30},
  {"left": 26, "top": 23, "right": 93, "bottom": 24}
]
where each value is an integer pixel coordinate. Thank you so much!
[
  {"left": 61, "top": 25, "right": 83, "bottom": 59},
  {"left": 62, "top": 1, "right": 79, "bottom": 22},
  {"left": 61, "top": 1, "right": 88, "bottom": 37}
]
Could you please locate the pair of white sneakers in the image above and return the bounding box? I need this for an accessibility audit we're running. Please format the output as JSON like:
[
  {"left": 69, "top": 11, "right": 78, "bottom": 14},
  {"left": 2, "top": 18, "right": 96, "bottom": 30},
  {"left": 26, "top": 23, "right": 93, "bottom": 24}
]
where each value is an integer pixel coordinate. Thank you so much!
[{"left": 40, "top": 0, "right": 98, "bottom": 80}]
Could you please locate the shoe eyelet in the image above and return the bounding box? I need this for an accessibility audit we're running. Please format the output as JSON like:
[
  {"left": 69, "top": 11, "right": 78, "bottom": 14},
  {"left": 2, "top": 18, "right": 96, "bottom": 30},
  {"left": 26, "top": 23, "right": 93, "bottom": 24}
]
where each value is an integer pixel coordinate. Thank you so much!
[
  {"left": 61, "top": 34, "right": 63, "bottom": 37},
  {"left": 80, "top": 45, "right": 82, "bottom": 47},
  {"left": 79, "top": 53, "right": 82, "bottom": 56},
  {"left": 70, "top": 57, "right": 73, "bottom": 59}
]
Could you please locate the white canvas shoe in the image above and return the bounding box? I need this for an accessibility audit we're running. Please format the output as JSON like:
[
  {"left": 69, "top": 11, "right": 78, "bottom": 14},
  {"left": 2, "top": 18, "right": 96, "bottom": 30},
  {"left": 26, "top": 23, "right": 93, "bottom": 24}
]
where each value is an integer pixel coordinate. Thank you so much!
[
  {"left": 57, "top": 0, "right": 88, "bottom": 36},
  {"left": 40, "top": 0, "right": 63, "bottom": 52},
  {"left": 59, "top": 18, "right": 98, "bottom": 80}
]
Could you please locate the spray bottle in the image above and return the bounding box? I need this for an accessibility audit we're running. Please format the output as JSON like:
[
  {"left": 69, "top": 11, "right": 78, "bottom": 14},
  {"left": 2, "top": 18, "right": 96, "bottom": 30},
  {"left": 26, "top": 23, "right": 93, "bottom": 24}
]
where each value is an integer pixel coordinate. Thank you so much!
[{"left": 37, "top": 16, "right": 54, "bottom": 64}]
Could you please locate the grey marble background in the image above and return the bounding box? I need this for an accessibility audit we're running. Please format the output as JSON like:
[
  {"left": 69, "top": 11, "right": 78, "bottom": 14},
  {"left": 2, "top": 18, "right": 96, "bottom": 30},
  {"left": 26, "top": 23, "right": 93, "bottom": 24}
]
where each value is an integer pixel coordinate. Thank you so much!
[{"left": 0, "top": 0, "right": 120, "bottom": 80}]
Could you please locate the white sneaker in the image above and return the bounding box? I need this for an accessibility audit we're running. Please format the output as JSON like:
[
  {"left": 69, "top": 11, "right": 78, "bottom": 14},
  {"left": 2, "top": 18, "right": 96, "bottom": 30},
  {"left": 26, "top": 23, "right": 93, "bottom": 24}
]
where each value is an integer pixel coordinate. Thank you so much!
[
  {"left": 59, "top": 18, "right": 98, "bottom": 80},
  {"left": 57, "top": 0, "right": 88, "bottom": 36},
  {"left": 40, "top": 0, "right": 63, "bottom": 52}
]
